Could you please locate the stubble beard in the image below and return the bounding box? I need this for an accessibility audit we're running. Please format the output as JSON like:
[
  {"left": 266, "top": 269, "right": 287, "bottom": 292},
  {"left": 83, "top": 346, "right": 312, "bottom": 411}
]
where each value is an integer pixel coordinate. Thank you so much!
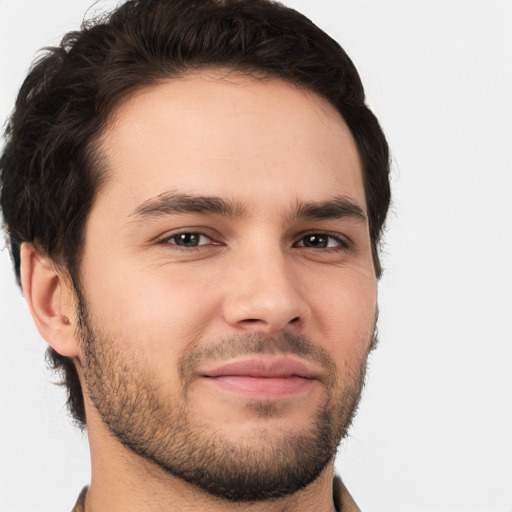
[{"left": 76, "top": 295, "right": 372, "bottom": 503}]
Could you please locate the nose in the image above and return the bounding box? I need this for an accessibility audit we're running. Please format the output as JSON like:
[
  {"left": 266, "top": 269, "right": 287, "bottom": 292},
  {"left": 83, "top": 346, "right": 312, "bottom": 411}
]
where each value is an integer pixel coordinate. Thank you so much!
[{"left": 222, "top": 249, "right": 310, "bottom": 334}]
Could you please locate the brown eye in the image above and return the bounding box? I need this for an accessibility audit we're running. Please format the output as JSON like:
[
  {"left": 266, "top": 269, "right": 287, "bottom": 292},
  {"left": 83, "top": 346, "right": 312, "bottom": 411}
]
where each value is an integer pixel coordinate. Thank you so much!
[
  {"left": 295, "top": 234, "right": 345, "bottom": 249},
  {"left": 302, "top": 234, "right": 328, "bottom": 248},
  {"left": 167, "top": 233, "right": 211, "bottom": 247}
]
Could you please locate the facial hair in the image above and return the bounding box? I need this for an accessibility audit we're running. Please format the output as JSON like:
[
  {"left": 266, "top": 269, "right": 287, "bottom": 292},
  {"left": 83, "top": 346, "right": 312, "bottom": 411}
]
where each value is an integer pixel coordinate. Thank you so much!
[{"left": 76, "top": 295, "right": 371, "bottom": 502}]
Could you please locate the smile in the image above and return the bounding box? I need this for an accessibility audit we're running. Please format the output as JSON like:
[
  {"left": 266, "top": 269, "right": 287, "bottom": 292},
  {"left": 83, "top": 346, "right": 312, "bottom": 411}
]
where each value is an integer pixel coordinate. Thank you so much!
[{"left": 199, "top": 356, "right": 321, "bottom": 399}]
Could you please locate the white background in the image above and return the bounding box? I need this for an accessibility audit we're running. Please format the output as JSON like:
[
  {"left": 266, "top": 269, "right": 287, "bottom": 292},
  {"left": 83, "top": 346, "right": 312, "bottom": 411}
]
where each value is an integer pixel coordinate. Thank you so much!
[{"left": 1, "top": 1, "right": 511, "bottom": 511}]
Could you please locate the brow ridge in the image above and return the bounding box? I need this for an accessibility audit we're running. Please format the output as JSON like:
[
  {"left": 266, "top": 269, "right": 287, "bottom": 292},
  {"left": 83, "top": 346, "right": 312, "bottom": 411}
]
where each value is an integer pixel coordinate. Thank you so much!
[
  {"left": 289, "top": 196, "right": 367, "bottom": 223},
  {"left": 129, "top": 191, "right": 366, "bottom": 225},
  {"left": 129, "top": 192, "right": 247, "bottom": 220}
]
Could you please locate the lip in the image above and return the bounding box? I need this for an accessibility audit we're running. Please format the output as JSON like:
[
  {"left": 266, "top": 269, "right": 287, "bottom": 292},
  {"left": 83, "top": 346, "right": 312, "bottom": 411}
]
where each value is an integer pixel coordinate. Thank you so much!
[
  {"left": 198, "top": 356, "right": 321, "bottom": 399},
  {"left": 201, "top": 356, "right": 321, "bottom": 379}
]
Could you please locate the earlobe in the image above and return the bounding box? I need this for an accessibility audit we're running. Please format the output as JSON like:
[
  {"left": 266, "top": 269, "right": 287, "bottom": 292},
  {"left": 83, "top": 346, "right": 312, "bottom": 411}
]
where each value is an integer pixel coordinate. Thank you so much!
[{"left": 20, "top": 243, "right": 79, "bottom": 357}]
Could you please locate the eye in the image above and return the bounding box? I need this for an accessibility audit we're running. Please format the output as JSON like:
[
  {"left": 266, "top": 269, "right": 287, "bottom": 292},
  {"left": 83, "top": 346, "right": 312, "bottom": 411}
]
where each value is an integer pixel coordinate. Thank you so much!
[
  {"left": 163, "top": 232, "right": 213, "bottom": 248},
  {"left": 295, "top": 233, "right": 347, "bottom": 250}
]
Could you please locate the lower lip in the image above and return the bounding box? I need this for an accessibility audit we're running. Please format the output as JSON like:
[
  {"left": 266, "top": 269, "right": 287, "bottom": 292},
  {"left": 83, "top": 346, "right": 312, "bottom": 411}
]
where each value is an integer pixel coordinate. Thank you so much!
[{"left": 203, "top": 375, "right": 315, "bottom": 399}]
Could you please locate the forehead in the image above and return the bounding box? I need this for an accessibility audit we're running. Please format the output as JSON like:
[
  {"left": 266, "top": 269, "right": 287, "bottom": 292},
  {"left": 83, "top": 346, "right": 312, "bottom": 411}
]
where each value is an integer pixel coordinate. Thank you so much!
[{"left": 94, "top": 70, "right": 365, "bottom": 214}]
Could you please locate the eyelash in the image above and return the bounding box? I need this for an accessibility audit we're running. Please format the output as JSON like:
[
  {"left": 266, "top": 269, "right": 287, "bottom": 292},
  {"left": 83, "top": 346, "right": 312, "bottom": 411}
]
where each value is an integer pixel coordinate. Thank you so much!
[
  {"left": 158, "top": 232, "right": 217, "bottom": 251},
  {"left": 157, "top": 231, "right": 349, "bottom": 252},
  {"left": 294, "top": 233, "right": 349, "bottom": 250}
]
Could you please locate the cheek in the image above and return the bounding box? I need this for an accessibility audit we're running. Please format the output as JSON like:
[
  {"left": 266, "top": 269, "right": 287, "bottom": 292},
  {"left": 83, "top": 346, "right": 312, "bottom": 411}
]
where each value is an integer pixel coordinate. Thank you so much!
[
  {"left": 80, "top": 257, "right": 222, "bottom": 354},
  {"left": 308, "top": 269, "right": 377, "bottom": 358}
]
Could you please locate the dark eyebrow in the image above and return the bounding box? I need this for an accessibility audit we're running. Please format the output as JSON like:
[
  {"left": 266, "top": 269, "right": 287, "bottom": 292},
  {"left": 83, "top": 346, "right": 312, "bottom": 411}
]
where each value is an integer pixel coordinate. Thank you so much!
[
  {"left": 288, "top": 197, "right": 367, "bottom": 224},
  {"left": 128, "top": 192, "right": 247, "bottom": 221}
]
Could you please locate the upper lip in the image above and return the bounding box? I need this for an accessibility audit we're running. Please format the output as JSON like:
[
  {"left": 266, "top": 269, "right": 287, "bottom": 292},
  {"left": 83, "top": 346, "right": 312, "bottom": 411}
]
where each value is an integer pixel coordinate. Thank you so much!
[{"left": 199, "top": 356, "right": 321, "bottom": 379}]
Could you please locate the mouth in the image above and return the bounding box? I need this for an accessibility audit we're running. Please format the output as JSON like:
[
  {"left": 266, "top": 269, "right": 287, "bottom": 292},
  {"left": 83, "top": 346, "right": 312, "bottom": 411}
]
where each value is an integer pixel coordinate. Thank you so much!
[{"left": 198, "top": 356, "right": 321, "bottom": 399}]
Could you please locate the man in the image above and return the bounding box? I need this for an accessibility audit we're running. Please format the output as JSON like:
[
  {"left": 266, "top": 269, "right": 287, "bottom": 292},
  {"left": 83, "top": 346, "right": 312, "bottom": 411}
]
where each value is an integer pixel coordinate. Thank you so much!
[{"left": 0, "top": 0, "right": 390, "bottom": 510}]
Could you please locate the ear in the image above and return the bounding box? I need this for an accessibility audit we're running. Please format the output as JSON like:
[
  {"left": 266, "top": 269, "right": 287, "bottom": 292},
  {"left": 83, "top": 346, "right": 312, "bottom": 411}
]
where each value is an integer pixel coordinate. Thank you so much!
[{"left": 20, "top": 243, "right": 80, "bottom": 358}]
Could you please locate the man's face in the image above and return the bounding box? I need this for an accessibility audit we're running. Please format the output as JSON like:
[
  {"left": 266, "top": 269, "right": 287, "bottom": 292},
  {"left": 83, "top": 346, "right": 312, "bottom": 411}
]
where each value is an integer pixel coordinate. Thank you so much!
[{"left": 75, "top": 71, "right": 377, "bottom": 501}]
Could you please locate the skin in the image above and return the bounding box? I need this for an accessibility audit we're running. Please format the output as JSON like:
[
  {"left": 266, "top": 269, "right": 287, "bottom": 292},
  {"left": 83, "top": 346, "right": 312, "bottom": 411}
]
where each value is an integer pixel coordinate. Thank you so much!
[{"left": 22, "top": 70, "right": 377, "bottom": 511}]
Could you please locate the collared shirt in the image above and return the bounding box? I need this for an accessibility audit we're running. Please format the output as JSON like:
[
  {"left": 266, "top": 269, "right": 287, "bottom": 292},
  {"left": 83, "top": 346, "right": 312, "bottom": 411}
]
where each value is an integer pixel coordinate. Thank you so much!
[{"left": 71, "top": 477, "right": 360, "bottom": 511}]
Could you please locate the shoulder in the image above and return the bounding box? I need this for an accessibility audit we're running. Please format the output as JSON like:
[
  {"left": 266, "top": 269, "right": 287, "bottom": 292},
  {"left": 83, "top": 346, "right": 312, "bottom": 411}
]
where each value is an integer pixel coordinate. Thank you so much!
[
  {"left": 71, "top": 486, "right": 88, "bottom": 512},
  {"left": 333, "top": 475, "right": 361, "bottom": 512}
]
